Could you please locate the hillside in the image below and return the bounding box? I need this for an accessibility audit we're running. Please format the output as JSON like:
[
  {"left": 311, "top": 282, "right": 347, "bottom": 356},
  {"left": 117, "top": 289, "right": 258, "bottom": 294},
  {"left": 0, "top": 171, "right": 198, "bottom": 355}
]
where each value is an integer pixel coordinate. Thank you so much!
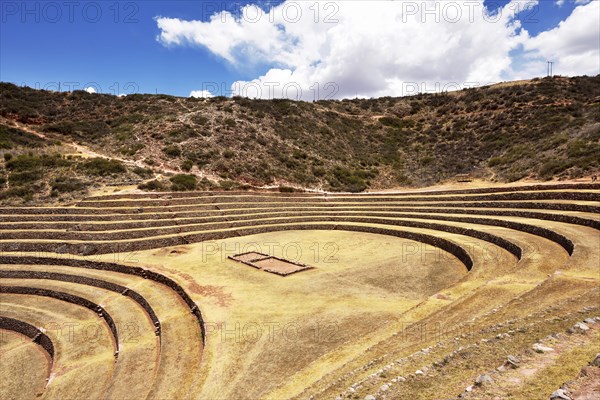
[{"left": 0, "top": 75, "right": 599, "bottom": 203}]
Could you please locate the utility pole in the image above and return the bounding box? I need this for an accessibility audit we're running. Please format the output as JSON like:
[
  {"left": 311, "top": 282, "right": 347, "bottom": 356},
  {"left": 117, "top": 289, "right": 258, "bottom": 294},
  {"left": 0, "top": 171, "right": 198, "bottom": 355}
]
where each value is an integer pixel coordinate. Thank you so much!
[{"left": 547, "top": 61, "right": 553, "bottom": 77}]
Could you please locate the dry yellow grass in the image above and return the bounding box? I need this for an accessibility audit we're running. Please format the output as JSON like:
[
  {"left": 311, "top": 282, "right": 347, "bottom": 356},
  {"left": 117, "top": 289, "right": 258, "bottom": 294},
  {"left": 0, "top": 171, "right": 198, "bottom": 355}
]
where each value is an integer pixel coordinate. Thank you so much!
[
  {"left": 0, "top": 329, "right": 49, "bottom": 399},
  {"left": 131, "top": 230, "right": 465, "bottom": 399},
  {"left": 0, "top": 183, "right": 598, "bottom": 399}
]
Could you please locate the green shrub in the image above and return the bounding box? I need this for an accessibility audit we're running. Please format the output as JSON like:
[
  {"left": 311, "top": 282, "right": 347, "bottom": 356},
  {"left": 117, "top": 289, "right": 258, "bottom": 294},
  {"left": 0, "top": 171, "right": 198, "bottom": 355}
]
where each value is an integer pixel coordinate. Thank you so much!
[
  {"left": 181, "top": 159, "right": 193, "bottom": 172},
  {"left": 51, "top": 177, "right": 86, "bottom": 193},
  {"left": 0, "top": 186, "right": 35, "bottom": 201},
  {"left": 0, "top": 125, "right": 44, "bottom": 149},
  {"left": 193, "top": 177, "right": 215, "bottom": 190},
  {"left": 168, "top": 126, "right": 197, "bottom": 140},
  {"left": 138, "top": 179, "right": 166, "bottom": 191},
  {"left": 567, "top": 140, "right": 599, "bottom": 158},
  {"left": 379, "top": 117, "right": 414, "bottom": 129},
  {"left": 45, "top": 120, "right": 110, "bottom": 140},
  {"left": 120, "top": 143, "right": 144, "bottom": 156},
  {"left": 170, "top": 174, "right": 197, "bottom": 191},
  {"left": 293, "top": 149, "right": 307, "bottom": 159},
  {"left": 109, "top": 113, "right": 144, "bottom": 127},
  {"left": 79, "top": 158, "right": 126, "bottom": 176},
  {"left": 538, "top": 159, "right": 571, "bottom": 179},
  {"left": 329, "top": 166, "right": 376, "bottom": 192},
  {"left": 219, "top": 180, "right": 238, "bottom": 191},
  {"left": 312, "top": 166, "right": 326, "bottom": 177},
  {"left": 6, "top": 153, "right": 66, "bottom": 171},
  {"left": 9, "top": 170, "right": 42, "bottom": 186},
  {"left": 192, "top": 115, "right": 209, "bottom": 125},
  {"left": 163, "top": 145, "right": 182, "bottom": 158},
  {"left": 488, "top": 157, "right": 505, "bottom": 167},
  {"left": 132, "top": 167, "right": 154, "bottom": 178}
]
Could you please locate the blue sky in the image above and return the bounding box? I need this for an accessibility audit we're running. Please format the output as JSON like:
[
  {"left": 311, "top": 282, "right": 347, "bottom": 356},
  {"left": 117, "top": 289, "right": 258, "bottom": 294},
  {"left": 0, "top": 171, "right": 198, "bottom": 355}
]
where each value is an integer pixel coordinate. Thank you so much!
[
  {"left": 1, "top": 1, "right": 598, "bottom": 98},
  {"left": 1, "top": 1, "right": 247, "bottom": 95}
]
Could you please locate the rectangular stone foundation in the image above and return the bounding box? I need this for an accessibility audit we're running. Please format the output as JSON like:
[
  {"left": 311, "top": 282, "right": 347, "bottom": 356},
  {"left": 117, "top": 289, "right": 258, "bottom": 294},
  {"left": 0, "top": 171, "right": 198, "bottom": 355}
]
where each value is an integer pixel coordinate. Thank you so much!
[{"left": 228, "top": 253, "right": 314, "bottom": 276}]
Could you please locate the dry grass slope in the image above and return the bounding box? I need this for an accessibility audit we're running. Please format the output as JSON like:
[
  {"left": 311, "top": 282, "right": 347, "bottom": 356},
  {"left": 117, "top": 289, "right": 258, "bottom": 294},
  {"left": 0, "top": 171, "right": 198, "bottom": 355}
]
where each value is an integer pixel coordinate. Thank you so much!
[{"left": 0, "top": 183, "right": 598, "bottom": 399}]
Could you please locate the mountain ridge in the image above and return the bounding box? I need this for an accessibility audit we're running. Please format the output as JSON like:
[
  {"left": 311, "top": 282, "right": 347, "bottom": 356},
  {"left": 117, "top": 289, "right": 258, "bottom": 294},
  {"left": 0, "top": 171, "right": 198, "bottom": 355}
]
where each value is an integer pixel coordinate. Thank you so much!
[{"left": 0, "top": 75, "right": 599, "bottom": 203}]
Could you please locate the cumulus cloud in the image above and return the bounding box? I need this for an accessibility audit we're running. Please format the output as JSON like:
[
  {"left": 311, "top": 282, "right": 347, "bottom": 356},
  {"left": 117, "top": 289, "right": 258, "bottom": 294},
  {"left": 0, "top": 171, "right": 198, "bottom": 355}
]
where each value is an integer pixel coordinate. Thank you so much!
[
  {"left": 523, "top": 0, "right": 599, "bottom": 77},
  {"left": 84, "top": 87, "right": 97, "bottom": 94},
  {"left": 156, "top": 0, "right": 598, "bottom": 100},
  {"left": 556, "top": 0, "right": 593, "bottom": 8},
  {"left": 189, "top": 90, "right": 214, "bottom": 98}
]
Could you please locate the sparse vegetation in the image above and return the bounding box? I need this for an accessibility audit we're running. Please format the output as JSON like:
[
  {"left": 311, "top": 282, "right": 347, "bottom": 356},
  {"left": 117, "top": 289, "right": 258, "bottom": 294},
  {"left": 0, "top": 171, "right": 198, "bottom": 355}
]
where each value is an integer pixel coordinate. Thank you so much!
[
  {"left": 162, "top": 144, "right": 182, "bottom": 158},
  {"left": 169, "top": 174, "right": 197, "bottom": 191},
  {"left": 78, "top": 158, "right": 126, "bottom": 176},
  {"left": 0, "top": 76, "right": 599, "bottom": 199},
  {"left": 138, "top": 179, "right": 166, "bottom": 191}
]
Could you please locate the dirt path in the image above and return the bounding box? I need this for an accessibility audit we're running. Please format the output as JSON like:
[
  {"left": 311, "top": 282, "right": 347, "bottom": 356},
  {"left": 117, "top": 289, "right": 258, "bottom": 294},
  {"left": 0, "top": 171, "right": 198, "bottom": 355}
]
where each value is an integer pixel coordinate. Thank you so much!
[
  {"left": 11, "top": 121, "right": 124, "bottom": 160},
  {"left": 7, "top": 120, "right": 183, "bottom": 178}
]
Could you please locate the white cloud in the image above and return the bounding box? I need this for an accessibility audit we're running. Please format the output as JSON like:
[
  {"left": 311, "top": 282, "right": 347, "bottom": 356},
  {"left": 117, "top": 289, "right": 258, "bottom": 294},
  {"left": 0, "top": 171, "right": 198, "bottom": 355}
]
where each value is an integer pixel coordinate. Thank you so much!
[
  {"left": 557, "top": 0, "right": 593, "bottom": 7},
  {"left": 522, "top": 1, "right": 599, "bottom": 77},
  {"left": 189, "top": 90, "right": 213, "bottom": 98},
  {"left": 156, "top": 0, "right": 597, "bottom": 100},
  {"left": 84, "top": 87, "right": 97, "bottom": 94}
]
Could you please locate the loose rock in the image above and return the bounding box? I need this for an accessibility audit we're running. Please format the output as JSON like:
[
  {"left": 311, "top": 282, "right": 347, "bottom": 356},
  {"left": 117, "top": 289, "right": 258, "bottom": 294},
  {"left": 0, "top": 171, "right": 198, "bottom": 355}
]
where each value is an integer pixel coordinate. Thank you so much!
[
  {"left": 549, "top": 388, "right": 571, "bottom": 400},
  {"left": 533, "top": 343, "right": 555, "bottom": 353},
  {"left": 475, "top": 374, "right": 493, "bottom": 386},
  {"left": 506, "top": 355, "right": 520, "bottom": 368},
  {"left": 573, "top": 322, "right": 589, "bottom": 332}
]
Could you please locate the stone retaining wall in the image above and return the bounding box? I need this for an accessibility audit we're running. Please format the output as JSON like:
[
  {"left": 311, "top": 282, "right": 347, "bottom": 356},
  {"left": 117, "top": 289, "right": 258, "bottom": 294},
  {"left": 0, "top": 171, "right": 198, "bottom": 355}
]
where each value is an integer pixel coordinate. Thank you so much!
[
  {"left": 0, "top": 315, "right": 55, "bottom": 360},
  {"left": 0, "top": 285, "right": 118, "bottom": 353},
  {"left": 1, "top": 201, "right": 597, "bottom": 221},
  {"left": 0, "top": 270, "right": 160, "bottom": 331},
  {"left": 76, "top": 191, "right": 600, "bottom": 208},
  {"left": 2, "top": 206, "right": 598, "bottom": 228},
  {"left": 1, "top": 214, "right": 575, "bottom": 257},
  {"left": 83, "top": 183, "right": 600, "bottom": 201},
  {"left": 0, "top": 256, "right": 205, "bottom": 344}
]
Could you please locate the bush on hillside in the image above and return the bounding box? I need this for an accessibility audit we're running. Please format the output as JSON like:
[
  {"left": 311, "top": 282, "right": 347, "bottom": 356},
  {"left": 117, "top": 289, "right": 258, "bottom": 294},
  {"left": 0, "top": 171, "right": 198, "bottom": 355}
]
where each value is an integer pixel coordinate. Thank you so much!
[
  {"left": 163, "top": 145, "right": 182, "bottom": 158},
  {"left": 138, "top": 179, "right": 166, "bottom": 191},
  {"left": 170, "top": 174, "right": 197, "bottom": 191},
  {"left": 51, "top": 177, "right": 86, "bottom": 193},
  {"left": 78, "top": 158, "right": 126, "bottom": 176}
]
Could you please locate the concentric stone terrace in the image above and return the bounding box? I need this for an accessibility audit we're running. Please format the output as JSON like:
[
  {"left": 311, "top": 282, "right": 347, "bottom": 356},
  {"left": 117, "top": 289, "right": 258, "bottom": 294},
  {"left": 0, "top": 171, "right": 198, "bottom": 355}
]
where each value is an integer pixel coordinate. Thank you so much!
[{"left": 0, "top": 183, "right": 598, "bottom": 399}]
